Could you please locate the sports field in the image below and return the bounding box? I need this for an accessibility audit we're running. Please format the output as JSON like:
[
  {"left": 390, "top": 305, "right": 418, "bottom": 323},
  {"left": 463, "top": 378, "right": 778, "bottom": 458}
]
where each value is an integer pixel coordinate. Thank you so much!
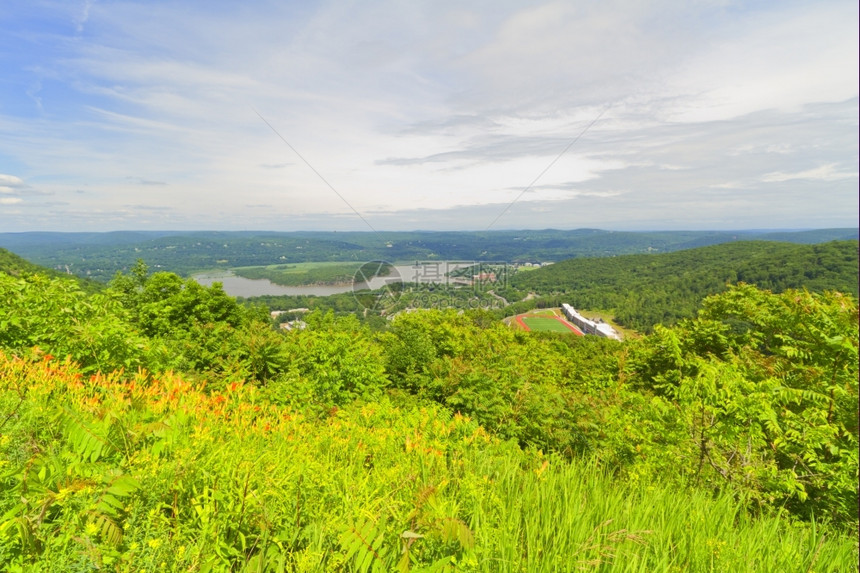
[
  {"left": 521, "top": 317, "right": 574, "bottom": 332},
  {"left": 512, "top": 311, "right": 583, "bottom": 334}
]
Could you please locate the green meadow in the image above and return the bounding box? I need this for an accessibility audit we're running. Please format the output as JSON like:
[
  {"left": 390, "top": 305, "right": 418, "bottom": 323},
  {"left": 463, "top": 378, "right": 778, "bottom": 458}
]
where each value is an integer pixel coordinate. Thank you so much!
[
  {"left": 521, "top": 316, "right": 573, "bottom": 332},
  {"left": 233, "top": 262, "right": 366, "bottom": 286}
]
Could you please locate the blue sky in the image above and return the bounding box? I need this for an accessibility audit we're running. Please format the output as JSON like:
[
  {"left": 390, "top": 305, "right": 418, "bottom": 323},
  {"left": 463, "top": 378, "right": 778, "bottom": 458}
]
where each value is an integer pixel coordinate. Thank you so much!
[{"left": 0, "top": 0, "right": 857, "bottom": 232}]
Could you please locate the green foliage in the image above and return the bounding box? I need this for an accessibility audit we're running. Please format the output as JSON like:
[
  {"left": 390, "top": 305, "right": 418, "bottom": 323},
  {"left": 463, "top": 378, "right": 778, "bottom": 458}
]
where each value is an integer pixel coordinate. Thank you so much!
[
  {"left": 0, "top": 247, "right": 103, "bottom": 294},
  {"left": 108, "top": 261, "right": 292, "bottom": 379},
  {"left": 339, "top": 511, "right": 473, "bottom": 573},
  {"left": 2, "top": 354, "right": 857, "bottom": 570},
  {"left": 384, "top": 310, "right": 603, "bottom": 457},
  {"left": 275, "top": 312, "right": 388, "bottom": 409},
  {"left": 245, "top": 291, "right": 366, "bottom": 317},
  {"left": 626, "top": 285, "right": 859, "bottom": 525},
  {"left": 114, "top": 264, "right": 248, "bottom": 338},
  {"left": 512, "top": 240, "right": 859, "bottom": 332},
  {"left": 0, "top": 253, "right": 858, "bottom": 568},
  {"left": 0, "top": 376, "right": 142, "bottom": 565},
  {"left": 0, "top": 273, "right": 150, "bottom": 373}
]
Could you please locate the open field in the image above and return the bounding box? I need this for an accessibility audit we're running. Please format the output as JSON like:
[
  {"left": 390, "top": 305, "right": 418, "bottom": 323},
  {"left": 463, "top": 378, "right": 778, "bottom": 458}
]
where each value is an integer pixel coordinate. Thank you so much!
[
  {"left": 233, "top": 261, "right": 369, "bottom": 286},
  {"left": 527, "top": 309, "right": 558, "bottom": 316},
  {"left": 510, "top": 309, "right": 584, "bottom": 334},
  {"left": 522, "top": 317, "right": 576, "bottom": 332}
]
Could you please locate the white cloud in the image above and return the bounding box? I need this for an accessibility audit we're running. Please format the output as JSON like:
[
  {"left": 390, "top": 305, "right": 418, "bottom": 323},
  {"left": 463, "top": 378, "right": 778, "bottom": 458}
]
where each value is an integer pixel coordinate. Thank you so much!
[
  {"left": 0, "top": 1, "right": 856, "bottom": 231},
  {"left": 761, "top": 164, "right": 859, "bottom": 183},
  {"left": 667, "top": 2, "right": 859, "bottom": 122},
  {"left": 709, "top": 182, "right": 746, "bottom": 190},
  {"left": 0, "top": 197, "right": 23, "bottom": 205},
  {"left": 0, "top": 174, "right": 25, "bottom": 187},
  {"left": 73, "top": 0, "right": 95, "bottom": 33}
]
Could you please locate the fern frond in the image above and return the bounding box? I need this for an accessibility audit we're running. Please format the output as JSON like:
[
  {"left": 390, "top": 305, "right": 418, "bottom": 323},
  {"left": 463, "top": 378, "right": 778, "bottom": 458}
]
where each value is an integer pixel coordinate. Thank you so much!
[
  {"left": 60, "top": 408, "right": 120, "bottom": 463},
  {"left": 339, "top": 517, "right": 391, "bottom": 573},
  {"left": 93, "top": 512, "right": 123, "bottom": 546},
  {"left": 438, "top": 518, "right": 474, "bottom": 550}
]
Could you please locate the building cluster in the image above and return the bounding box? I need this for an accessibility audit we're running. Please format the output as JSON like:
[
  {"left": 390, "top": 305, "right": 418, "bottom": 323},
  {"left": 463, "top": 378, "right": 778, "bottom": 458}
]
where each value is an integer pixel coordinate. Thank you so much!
[
  {"left": 472, "top": 272, "right": 497, "bottom": 282},
  {"left": 561, "top": 304, "right": 622, "bottom": 341},
  {"left": 271, "top": 308, "right": 309, "bottom": 331}
]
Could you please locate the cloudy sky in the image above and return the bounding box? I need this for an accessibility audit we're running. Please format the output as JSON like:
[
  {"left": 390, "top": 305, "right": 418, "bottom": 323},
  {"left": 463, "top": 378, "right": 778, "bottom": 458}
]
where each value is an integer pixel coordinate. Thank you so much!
[{"left": 0, "top": 0, "right": 857, "bottom": 232}]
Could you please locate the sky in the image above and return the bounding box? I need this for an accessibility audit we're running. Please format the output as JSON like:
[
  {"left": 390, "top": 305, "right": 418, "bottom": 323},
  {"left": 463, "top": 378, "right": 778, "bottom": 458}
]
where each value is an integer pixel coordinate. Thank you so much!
[{"left": 0, "top": 0, "right": 857, "bottom": 232}]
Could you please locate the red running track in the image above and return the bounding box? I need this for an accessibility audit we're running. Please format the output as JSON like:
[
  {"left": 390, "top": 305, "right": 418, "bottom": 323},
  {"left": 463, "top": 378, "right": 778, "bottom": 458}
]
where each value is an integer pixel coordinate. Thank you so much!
[{"left": 515, "top": 314, "right": 584, "bottom": 335}]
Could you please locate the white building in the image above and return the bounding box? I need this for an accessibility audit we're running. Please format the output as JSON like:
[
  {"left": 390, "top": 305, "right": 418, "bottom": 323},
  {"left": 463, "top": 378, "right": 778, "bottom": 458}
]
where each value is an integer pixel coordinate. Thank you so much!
[{"left": 561, "top": 304, "right": 622, "bottom": 341}]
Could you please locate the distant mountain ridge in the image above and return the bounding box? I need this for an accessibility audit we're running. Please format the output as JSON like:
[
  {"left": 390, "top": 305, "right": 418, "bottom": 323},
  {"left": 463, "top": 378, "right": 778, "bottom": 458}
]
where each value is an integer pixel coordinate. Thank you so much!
[{"left": 0, "top": 228, "right": 856, "bottom": 282}]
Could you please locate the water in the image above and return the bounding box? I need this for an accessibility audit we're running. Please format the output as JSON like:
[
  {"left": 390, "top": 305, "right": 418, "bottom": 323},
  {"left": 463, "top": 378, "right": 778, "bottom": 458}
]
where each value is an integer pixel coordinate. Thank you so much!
[
  {"left": 193, "top": 271, "right": 355, "bottom": 297},
  {"left": 193, "top": 262, "right": 477, "bottom": 298}
]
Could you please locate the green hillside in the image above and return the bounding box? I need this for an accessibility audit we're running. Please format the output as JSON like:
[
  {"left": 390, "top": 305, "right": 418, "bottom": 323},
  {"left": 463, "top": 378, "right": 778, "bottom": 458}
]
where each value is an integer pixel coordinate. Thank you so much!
[
  {"left": 0, "top": 247, "right": 104, "bottom": 294},
  {"left": 509, "top": 240, "right": 859, "bottom": 332},
  {"left": 0, "top": 260, "right": 857, "bottom": 569},
  {"left": 0, "top": 247, "right": 54, "bottom": 277}
]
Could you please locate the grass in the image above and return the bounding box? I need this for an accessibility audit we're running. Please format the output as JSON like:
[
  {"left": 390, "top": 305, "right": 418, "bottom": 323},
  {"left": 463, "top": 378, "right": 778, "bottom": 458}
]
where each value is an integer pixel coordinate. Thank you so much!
[
  {"left": 469, "top": 455, "right": 857, "bottom": 572},
  {"left": 522, "top": 317, "right": 573, "bottom": 332},
  {"left": 233, "top": 261, "right": 396, "bottom": 287},
  {"left": 509, "top": 308, "right": 581, "bottom": 333},
  {"left": 2, "top": 354, "right": 857, "bottom": 571},
  {"left": 510, "top": 306, "right": 637, "bottom": 340},
  {"left": 233, "top": 261, "right": 366, "bottom": 286}
]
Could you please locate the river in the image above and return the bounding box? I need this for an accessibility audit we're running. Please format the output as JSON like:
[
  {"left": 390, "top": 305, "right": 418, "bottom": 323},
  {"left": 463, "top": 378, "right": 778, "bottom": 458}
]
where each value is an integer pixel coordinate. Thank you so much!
[{"left": 193, "top": 262, "right": 476, "bottom": 298}]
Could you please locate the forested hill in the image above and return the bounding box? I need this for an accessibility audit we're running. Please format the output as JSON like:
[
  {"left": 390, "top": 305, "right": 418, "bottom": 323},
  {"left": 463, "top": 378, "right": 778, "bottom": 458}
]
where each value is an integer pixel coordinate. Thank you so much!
[
  {"left": 2, "top": 227, "right": 857, "bottom": 281},
  {"left": 0, "top": 247, "right": 51, "bottom": 276},
  {"left": 510, "top": 240, "right": 859, "bottom": 332},
  {"left": 0, "top": 247, "right": 103, "bottom": 293}
]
